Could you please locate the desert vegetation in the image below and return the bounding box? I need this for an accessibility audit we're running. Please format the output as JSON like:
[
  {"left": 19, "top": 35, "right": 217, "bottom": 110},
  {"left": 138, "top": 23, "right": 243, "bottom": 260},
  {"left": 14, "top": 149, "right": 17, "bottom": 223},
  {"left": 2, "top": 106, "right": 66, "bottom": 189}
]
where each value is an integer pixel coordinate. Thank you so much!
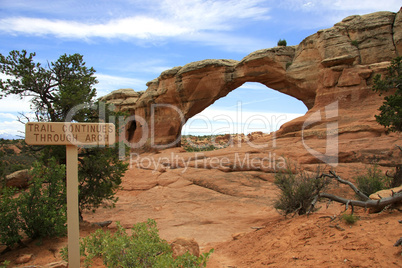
[
  {"left": 277, "top": 39, "right": 287, "bottom": 46},
  {"left": 61, "top": 220, "right": 213, "bottom": 268},
  {"left": 181, "top": 134, "right": 230, "bottom": 152},
  {"left": 274, "top": 163, "right": 401, "bottom": 216},
  {"left": 274, "top": 163, "right": 330, "bottom": 216},
  {"left": 0, "top": 51, "right": 128, "bottom": 254},
  {"left": 0, "top": 158, "right": 67, "bottom": 249}
]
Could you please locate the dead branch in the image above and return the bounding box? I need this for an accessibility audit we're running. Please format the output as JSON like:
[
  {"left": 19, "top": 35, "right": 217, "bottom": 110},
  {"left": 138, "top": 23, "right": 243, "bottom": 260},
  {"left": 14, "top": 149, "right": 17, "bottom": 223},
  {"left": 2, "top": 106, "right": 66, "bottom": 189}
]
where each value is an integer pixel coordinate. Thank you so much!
[
  {"left": 329, "top": 224, "right": 345, "bottom": 231},
  {"left": 307, "top": 195, "right": 320, "bottom": 215},
  {"left": 394, "top": 237, "right": 402, "bottom": 247},
  {"left": 251, "top": 226, "right": 265, "bottom": 230},
  {"left": 318, "top": 191, "right": 402, "bottom": 210},
  {"left": 386, "top": 170, "right": 394, "bottom": 178},
  {"left": 321, "top": 171, "right": 370, "bottom": 201},
  {"left": 319, "top": 215, "right": 337, "bottom": 221},
  {"left": 17, "top": 112, "right": 30, "bottom": 124},
  {"left": 309, "top": 171, "right": 402, "bottom": 214}
]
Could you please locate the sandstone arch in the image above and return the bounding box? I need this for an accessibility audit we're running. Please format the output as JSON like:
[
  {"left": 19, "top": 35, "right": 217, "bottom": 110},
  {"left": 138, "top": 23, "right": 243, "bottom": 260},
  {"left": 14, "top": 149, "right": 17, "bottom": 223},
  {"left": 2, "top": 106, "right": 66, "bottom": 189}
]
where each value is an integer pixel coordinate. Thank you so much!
[
  {"left": 133, "top": 47, "right": 312, "bottom": 147},
  {"left": 102, "top": 10, "right": 402, "bottom": 149}
]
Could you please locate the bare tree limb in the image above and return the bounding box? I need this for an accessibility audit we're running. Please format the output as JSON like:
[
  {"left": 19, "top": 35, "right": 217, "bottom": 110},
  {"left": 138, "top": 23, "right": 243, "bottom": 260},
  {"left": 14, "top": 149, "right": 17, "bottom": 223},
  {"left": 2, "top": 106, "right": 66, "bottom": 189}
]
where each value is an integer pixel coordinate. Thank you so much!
[
  {"left": 394, "top": 237, "right": 402, "bottom": 247},
  {"left": 308, "top": 170, "right": 402, "bottom": 214},
  {"left": 307, "top": 195, "right": 319, "bottom": 215},
  {"left": 386, "top": 170, "right": 394, "bottom": 178},
  {"left": 320, "top": 171, "right": 370, "bottom": 201},
  {"left": 318, "top": 192, "right": 402, "bottom": 209}
]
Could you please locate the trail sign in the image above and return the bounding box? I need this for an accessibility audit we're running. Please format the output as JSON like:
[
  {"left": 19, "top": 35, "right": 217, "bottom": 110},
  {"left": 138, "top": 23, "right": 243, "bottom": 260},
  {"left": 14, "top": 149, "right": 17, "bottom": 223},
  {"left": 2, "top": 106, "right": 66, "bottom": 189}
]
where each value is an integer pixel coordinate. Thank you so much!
[
  {"left": 25, "top": 122, "right": 116, "bottom": 267},
  {"left": 25, "top": 122, "right": 115, "bottom": 145}
]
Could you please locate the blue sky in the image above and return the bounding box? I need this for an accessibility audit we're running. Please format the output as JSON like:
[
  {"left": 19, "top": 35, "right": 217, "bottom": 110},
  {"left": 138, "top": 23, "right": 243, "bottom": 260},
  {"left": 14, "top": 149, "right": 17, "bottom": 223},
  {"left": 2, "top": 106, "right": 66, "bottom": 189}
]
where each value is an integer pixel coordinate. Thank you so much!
[{"left": 0, "top": 0, "right": 400, "bottom": 137}]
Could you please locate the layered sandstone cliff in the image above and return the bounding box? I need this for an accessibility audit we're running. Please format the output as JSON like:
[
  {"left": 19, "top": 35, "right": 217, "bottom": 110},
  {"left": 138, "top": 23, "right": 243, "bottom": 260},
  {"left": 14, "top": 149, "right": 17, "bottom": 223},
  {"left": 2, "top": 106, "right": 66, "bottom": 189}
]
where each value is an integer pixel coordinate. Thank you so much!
[{"left": 101, "top": 10, "right": 402, "bottom": 157}]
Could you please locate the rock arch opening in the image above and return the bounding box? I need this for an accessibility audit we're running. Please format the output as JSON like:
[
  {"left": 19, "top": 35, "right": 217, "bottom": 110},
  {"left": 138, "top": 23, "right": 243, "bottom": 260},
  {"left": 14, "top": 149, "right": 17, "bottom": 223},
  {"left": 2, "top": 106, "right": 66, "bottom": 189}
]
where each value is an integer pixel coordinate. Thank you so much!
[{"left": 182, "top": 82, "right": 308, "bottom": 137}]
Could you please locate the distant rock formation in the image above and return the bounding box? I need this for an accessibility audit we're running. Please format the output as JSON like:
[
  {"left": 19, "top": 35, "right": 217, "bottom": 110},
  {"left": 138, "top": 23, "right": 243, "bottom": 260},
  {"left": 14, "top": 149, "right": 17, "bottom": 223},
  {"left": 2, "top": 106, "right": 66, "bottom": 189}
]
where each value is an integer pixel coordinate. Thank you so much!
[
  {"left": 100, "top": 88, "right": 144, "bottom": 113},
  {"left": 101, "top": 10, "right": 402, "bottom": 149}
]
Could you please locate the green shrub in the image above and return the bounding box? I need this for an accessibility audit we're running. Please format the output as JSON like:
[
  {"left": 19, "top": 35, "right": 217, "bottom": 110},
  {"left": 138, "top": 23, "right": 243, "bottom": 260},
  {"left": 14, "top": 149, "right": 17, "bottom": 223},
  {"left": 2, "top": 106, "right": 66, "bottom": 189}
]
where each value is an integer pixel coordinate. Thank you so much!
[
  {"left": 62, "top": 219, "right": 213, "bottom": 268},
  {"left": 19, "top": 158, "right": 67, "bottom": 239},
  {"left": 78, "top": 146, "right": 128, "bottom": 215},
  {"left": 340, "top": 213, "right": 359, "bottom": 224},
  {"left": 0, "top": 260, "right": 10, "bottom": 268},
  {"left": 183, "top": 144, "right": 219, "bottom": 152},
  {"left": 39, "top": 143, "right": 128, "bottom": 219},
  {"left": 351, "top": 40, "right": 359, "bottom": 47},
  {"left": 277, "top": 39, "right": 287, "bottom": 46},
  {"left": 0, "top": 161, "right": 6, "bottom": 187},
  {"left": 354, "top": 165, "right": 391, "bottom": 199},
  {"left": 2, "top": 148, "right": 14, "bottom": 155},
  {"left": 182, "top": 134, "right": 228, "bottom": 152},
  {"left": 274, "top": 164, "right": 330, "bottom": 216},
  {"left": 0, "top": 158, "right": 67, "bottom": 248},
  {"left": 0, "top": 187, "right": 23, "bottom": 248},
  {"left": 371, "top": 56, "right": 402, "bottom": 133}
]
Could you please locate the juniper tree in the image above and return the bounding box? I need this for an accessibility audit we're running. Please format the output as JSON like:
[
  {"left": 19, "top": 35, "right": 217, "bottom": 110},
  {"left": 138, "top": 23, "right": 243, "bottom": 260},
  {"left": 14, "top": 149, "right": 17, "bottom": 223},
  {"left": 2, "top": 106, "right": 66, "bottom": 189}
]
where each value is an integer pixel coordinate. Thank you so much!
[{"left": 0, "top": 50, "right": 128, "bottom": 219}]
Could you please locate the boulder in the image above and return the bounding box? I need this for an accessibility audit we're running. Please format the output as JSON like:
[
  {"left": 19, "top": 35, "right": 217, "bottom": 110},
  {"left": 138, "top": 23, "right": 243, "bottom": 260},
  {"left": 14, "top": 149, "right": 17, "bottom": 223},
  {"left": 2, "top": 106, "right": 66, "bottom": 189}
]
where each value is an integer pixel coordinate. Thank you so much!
[
  {"left": 5, "top": 169, "right": 30, "bottom": 188},
  {"left": 170, "top": 237, "right": 200, "bottom": 258},
  {"left": 15, "top": 253, "right": 33, "bottom": 264}
]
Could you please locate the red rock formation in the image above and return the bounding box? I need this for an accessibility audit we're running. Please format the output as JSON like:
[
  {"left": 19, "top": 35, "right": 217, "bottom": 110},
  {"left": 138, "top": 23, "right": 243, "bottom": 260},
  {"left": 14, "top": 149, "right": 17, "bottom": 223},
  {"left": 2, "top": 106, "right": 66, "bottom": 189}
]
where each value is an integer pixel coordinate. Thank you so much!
[{"left": 102, "top": 10, "right": 402, "bottom": 156}]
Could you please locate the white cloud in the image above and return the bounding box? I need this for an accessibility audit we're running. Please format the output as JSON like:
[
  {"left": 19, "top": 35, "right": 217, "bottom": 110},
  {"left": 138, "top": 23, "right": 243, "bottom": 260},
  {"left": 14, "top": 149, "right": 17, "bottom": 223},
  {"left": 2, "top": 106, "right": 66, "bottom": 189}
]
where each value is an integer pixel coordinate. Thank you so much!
[
  {"left": 0, "top": 120, "right": 25, "bottom": 136},
  {"left": 238, "top": 83, "right": 268, "bottom": 91},
  {"left": 0, "top": 17, "right": 191, "bottom": 40},
  {"left": 283, "top": 0, "right": 400, "bottom": 12},
  {"left": 0, "top": 72, "right": 15, "bottom": 81},
  {"left": 0, "top": 73, "right": 147, "bottom": 114},
  {"left": 0, "top": 113, "right": 18, "bottom": 120},
  {"left": 0, "top": 0, "right": 271, "bottom": 46},
  {"left": 320, "top": 0, "right": 400, "bottom": 12},
  {"left": 225, "top": 97, "right": 280, "bottom": 109},
  {"left": 0, "top": 0, "right": 274, "bottom": 54},
  {"left": 0, "top": 74, "right": 31, "bottom": 113},
  {"left": 0, "top": 95, "right": 32, "bottom": 113},
  {"left": 117, "top": 59, "right": 173, "bottom": 75},
  {"left": 277, "top": 0, "right": 401, "bottom": 30},
  {"left": 181, "top": 31, "right": 273, "bottom": 53},
  {"left": 160, "top": 0, "right": 270, "bottom": 31},
  {"left": 96, "top": 73, "right": 148, "bottom": 97}
]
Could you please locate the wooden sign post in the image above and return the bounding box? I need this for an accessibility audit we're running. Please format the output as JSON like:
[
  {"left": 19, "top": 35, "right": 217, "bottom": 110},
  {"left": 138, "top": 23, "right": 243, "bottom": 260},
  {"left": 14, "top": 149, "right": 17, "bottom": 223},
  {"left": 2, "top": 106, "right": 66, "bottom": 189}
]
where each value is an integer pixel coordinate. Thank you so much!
[{"left": 25, "top": 122, "right": 115, "bottom": 267}]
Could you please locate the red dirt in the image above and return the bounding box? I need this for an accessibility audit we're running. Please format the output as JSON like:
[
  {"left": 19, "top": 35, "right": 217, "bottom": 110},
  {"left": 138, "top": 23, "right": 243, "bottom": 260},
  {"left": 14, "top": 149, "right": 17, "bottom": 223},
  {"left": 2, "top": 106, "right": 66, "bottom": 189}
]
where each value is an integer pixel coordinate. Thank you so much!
[
  {"left": 207, "top": 206, "right": 402, "bottom": 267},
  {"left": 1, "top": 136, "right": 401, "bottom": 267}
]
